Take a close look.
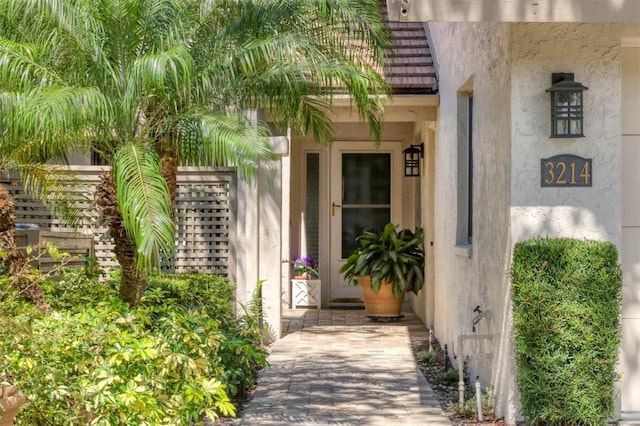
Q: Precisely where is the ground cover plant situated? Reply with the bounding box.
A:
[0,269,267,425]
[412,337,502,425]
[511,238,622,426]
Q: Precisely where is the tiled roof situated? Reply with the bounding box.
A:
[382,7,437,94]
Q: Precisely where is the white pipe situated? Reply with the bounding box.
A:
[457,334,493,410]
[428,328,434,352]
[475,376,483,421]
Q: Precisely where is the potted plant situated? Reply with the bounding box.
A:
[285,256,319,280]
[340,223,425,319]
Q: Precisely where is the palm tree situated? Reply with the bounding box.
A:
[0,0,389,306]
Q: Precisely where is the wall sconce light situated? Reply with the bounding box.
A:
[546,73,588,138]
[403,143,423,177]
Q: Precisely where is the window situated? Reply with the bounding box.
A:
[305,153,320,265]
[456,80,473,247]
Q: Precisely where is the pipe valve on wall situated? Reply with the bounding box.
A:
[472,305,488,332]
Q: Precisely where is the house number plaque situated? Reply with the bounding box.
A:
[541,154,592,187]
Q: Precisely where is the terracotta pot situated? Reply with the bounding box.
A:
[357,276,405,318]
[294,274,310,280]
[0,386,26,426]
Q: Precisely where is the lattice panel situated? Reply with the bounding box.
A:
[7,167,117,270]
[8,166,235,278]
[164,172,235,276]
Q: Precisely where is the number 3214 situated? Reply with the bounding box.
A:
[542,160,591,186]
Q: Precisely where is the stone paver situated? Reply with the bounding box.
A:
[237,309,452,426]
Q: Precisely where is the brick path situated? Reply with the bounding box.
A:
[237,309,452,425]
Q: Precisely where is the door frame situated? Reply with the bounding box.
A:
[325,141,404,304]
[620,42,640,419]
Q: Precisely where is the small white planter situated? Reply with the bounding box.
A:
[291,279,320,308]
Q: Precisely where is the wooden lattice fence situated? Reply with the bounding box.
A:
[7,166,236,280]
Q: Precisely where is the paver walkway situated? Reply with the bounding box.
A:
[237,309,452,425]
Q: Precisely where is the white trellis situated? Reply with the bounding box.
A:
[8,166,236,280]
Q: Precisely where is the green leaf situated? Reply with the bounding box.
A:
[340,223,424,295]
[112,143,175,274]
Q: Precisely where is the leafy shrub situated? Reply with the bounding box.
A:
[146,272,236,324]
[456,385,495,419]
[511,238,622,426]
[0,271,267,425]
[340,223,425,298]
[442,368,458,384]
[417,350,436,363]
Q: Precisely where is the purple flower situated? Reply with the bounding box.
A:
[286,256,318,277]
[294,256,315,269]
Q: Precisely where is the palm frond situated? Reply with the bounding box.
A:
[125,45,195,112]
[0,86,111,154]
[11,163,94,229]
[0,0,391,288]
[180,111,276,181]
[197,0,389,144]
[0,38,62,90]
[112,142,175,273]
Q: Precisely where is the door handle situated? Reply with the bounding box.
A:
[332,202,341,216]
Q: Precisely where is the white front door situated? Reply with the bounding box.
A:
[329,142,403,303]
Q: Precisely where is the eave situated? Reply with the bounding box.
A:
[386,0,640,22]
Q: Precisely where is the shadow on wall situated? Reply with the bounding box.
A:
[621,229,640,410]
[490,233,520,423]
[261,321,279,346]
[511,205,611,243]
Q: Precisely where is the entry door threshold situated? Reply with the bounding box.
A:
[621,411,640,424]
[329,298,364,309]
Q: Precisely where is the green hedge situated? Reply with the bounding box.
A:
[511,238,622,426]
[0,270,267,425]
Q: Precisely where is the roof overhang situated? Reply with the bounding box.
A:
[263,95,439,125]
[387,0,640,22]
[329,95,439,122]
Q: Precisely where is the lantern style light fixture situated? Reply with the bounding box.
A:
[403,143,423,177]
[546,73,588,138]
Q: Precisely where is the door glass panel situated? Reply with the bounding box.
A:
[341,153,391,258]
[342,154,391,204]
[341,208,390,258]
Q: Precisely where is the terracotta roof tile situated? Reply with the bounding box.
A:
[382,2,437,94]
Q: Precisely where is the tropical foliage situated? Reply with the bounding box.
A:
[340,223,425,299]
[0,0,390,305]
[0,270,267,425]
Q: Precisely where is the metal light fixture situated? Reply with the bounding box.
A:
[546,73,588,138]
[403,143,423,177]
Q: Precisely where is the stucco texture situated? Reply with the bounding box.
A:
[428,21,515,421]
[510,22,640,418]
[510,23,640,247]
[429,21,640,424]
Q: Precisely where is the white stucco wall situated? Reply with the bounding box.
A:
[510,23,640,419]
[236,137,289,343]
[510,23,640,247]
[428,20,514,419]
[429,21,639,424]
